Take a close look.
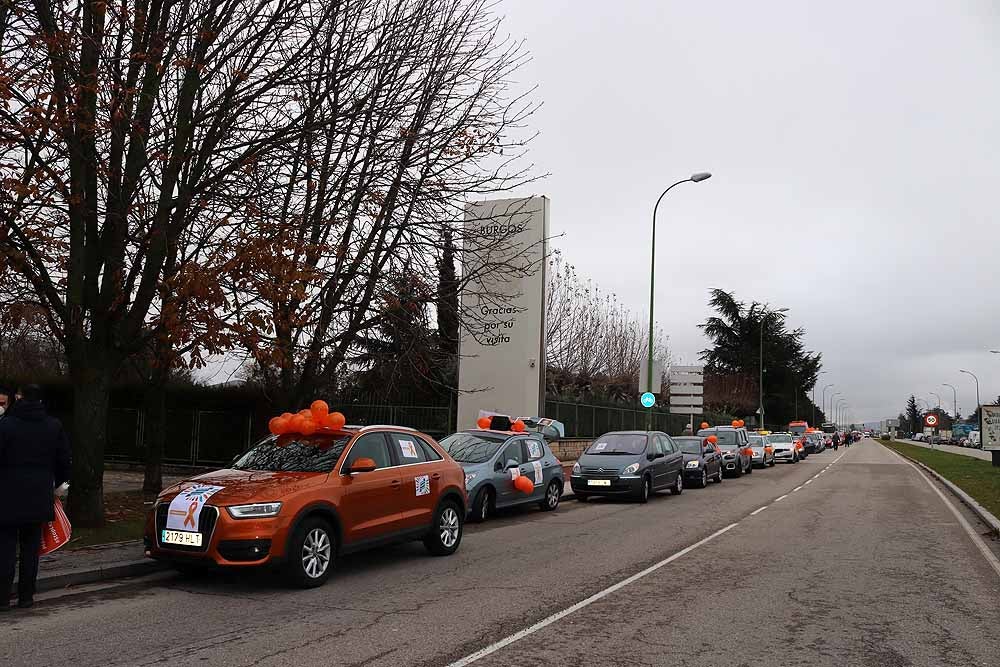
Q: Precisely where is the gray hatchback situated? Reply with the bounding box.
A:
[440,429,564,522]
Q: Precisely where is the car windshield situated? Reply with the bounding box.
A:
[586,433,647,455]
[231,434,351,472]
[749,436,764,445]
[673,438,704,454]
[769,434,793,443]
[698,429,738,445]
[439,432,507,463]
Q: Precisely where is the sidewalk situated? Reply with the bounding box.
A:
[10,540,163,599]
[898,439,992,462]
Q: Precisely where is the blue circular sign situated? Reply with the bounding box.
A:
[640,392,656,408]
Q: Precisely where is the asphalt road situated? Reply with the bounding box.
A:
[3,440,998,667]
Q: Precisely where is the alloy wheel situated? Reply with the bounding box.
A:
[439,507,460,548]
[546,482,560,508]
[301,528,331,579]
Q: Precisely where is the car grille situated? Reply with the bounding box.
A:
[774,448,788,453]
[582,466,619,475]
[155,503,219,553]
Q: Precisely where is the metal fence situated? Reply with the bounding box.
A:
[545,400,694,439]
[102,403,453,466]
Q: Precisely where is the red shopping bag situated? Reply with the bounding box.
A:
[40,498,72,555]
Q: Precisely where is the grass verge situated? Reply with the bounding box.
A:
[883,440,1000,519]
[66,491,148,550]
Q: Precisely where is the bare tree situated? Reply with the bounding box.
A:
[0,0,338,524]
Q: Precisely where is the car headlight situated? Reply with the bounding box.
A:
[621,463,640,475]
[572,461,581,474]
[685,460,700,469]
[226,502,282,519]
[465,473,478,489]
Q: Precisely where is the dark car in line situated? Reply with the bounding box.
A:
[697,426,753,477]
[570,431,684,503]
[673,436,724,487]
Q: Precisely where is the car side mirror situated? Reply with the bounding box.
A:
[349,457,377,474]
[505,459,520,469]
[647,452,656,461]
[655,452,665,459]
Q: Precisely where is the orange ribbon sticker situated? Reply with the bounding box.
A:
[183,501,199,528]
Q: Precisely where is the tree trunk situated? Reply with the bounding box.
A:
[66,359,112,527]
[142,375,167,497]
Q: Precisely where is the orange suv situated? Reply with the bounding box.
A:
[144,424,467,587]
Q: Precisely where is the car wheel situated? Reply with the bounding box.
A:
[792,453,799,464]
[539,480,562,511]
[470,486,493,523]
[734,462,743,477]
[697,469,708,488]
[284,517,335,588]
[424,500,463,556]
[768,456,775,467]
[745,460,753,475]
[670,473,684,495]
[636,476,651,503]
[714,468,724,483]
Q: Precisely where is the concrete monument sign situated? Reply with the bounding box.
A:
[457,197,548,429]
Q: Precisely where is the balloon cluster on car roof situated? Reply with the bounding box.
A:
[476,415,525,432]
[268,400,346,435]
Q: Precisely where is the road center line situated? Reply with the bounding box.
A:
[750,506,768,515]
[774,494,788,502]
[805,480,813,485]
[793,485,803,492]
[446,522,740,667]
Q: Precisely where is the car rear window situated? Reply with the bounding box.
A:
[769,434,793,443]
[673,438,703,455]
[232,434,351,472]
[586,433,648,455]
[749,436,763,445]
[698,429,738,446]
[439,432,507,463]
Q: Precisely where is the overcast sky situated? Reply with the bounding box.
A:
[495,0,1000,424]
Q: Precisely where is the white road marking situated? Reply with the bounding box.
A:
[445,522,740,667]
[750,506,768,516]
[887,449,1000,579]
[774,494,788,502]
[805,480,813,485]
[793,485,803,492]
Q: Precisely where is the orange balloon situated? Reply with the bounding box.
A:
[281,412,293,420]
[477,416,492,429]
[310,400,329,420]
[289,414,306,433]
[731,420,739,427]
[512,419,525,433]
[514,475,534,494]
[300,419,317,436]
[325,412,346,431]
[700,422,709,429]
[298,409,311,417]
[707,435,718,444]
[737,420,745,428]
[269,417,284,435]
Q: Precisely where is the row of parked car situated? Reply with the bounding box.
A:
[143,409,834,588]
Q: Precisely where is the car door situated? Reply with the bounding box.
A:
[661,435,684,485]
[338,433,403,545]
[386,431,448,531]
[521,437,551,502]
[650,435,670,489]
[494,438,526,507]
[703,441,721,477]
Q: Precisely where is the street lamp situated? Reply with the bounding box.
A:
[645,172,712,428]
[822,384,835,423]
[929,392,942,410]
[829,392,841,423]
[811,372,827,424]
[959,369,981,446]
[836,398,847,429]
[758,304,789,430]
[942,383,958,418]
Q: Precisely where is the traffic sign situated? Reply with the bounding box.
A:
[924,413,939,428]
[640,392,656,408]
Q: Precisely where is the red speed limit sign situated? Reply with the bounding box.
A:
[924,413,939,428]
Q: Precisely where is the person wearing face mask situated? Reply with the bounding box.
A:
[0,386,10,419]
[0,384,71,610]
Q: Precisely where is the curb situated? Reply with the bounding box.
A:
[11,558,168,599]
[886,445,1000,537]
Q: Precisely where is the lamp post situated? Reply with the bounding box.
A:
[820,381,833,424]
[828,392,841,424]
[811,371,826,424]
[942,383,958,419]
[959,368,982,451]
[645,172,711,429]
[836,399,847,430]
[758,304,789,430]
[929,392,941,410]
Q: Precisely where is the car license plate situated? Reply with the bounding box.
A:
[587,479,611,486]
[162,530,203,547]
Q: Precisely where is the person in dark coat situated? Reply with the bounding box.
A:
[0,384,71,610]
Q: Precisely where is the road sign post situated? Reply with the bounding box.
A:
[924,413,939,448]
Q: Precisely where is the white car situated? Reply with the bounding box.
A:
[767,432,799,463]
[748,435,775,467]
